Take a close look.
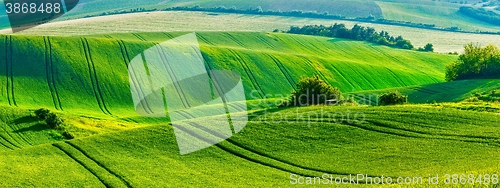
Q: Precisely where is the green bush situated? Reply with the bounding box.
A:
[34,108,51,120]
[285,76,342,107]
[45,113,64,130]
[62,131,74,140]
[379,91,408,105]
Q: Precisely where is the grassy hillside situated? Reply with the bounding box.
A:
[352,79,500,104]
[0,32,456,115]
[1,104,499,186]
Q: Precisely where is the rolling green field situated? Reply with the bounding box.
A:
[0,31,499,187]
[0,32,456,113]
[1,104,499,186]
[4,11,500,53]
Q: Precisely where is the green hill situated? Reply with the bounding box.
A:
[1,104,499,186]
[0,32,498,187]
[0,32,455,115]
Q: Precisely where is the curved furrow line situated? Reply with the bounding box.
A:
[267,54,297,91]
[195,33,215,46]
[224,32,247,49]
[321,61,357,91]
[371,45,440,83]
[5,35,11,106]
[64,142,133,188]
[46,37,63,110]
[0,138,14,150]
[0,124,18,149]
[81,38,109,115]
[344,64,377,90]
[227,49,265,99]
[131,33,146,41]
[84,38,112,115]
[103,35,113,39]
[297,56,329,83]
[9,36,16,107]
[155,43,190,108]
[162,32,174,40]
[43,37,59,110]
[117,40,153,115]
[5,36,16,106]
[253,119,500,148]
[415,87,439,94]
[328,63,363,91]
[384,67,407,87]
[255,34,277,49]
[365,120,500,147]
[286,34,329,57]
[52,144,111,187]
[283,118,500,147]
[410,87,435,95]
[0,126,22,149]
[367,118,500,141]
[179,121,390,179]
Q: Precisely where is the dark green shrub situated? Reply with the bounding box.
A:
[285,76,342,107]
[379,91,408,105]
[34,108,51,120]
[45,113,64,129]
[62,131,74,140]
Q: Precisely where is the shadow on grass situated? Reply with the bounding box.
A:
[12,116,48,133]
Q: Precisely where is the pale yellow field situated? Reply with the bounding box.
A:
[1,11,499,53]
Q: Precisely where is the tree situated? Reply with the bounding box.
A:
[424,43,434,52]
[446,43,500,81]
[285,76,342,107]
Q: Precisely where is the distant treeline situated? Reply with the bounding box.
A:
[459,6,500,26]
[446,44,500,81]
[283,24,418,50]
[85,6,500,35]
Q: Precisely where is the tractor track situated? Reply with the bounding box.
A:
[81,38,112,115]
[5,36,16,106]
[267,54,297,91]
[227,49,265,99]
[174,121,388,180]
[53,142,132,188]
[154,42,191,108]
[117,40,154,115]
[44,37,63,110]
